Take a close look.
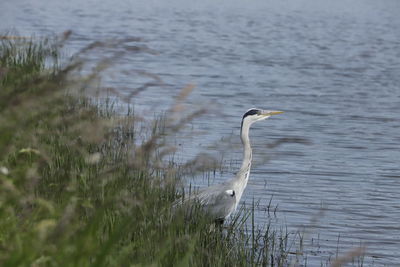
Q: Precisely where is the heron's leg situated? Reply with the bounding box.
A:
[208,219,224,233]
[215,218,224,226]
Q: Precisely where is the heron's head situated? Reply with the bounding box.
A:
[242,108,283,125]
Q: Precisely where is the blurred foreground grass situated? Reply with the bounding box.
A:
[0,35,300,266]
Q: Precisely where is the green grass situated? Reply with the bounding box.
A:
[0,35,307,267]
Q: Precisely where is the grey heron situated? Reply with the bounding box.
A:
[174,108,283,224]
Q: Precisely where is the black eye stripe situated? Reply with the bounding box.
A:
[243,109,260,119]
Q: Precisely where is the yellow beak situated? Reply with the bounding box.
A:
[262,110,284,116]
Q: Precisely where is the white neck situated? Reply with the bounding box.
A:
[230,118,253,209]
[239,119,252,173]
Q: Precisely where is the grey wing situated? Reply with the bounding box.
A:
[195,187,237,220]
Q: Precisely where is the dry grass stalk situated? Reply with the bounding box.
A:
[331,247,366,267]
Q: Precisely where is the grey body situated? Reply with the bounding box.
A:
[175,108,283,222]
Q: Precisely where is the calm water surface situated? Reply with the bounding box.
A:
[2,0,400,265]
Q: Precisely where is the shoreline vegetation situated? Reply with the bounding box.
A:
[0,34,364,266]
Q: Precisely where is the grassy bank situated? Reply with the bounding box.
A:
[0,35,302,266]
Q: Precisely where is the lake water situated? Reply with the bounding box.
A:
[2,0,400,265]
